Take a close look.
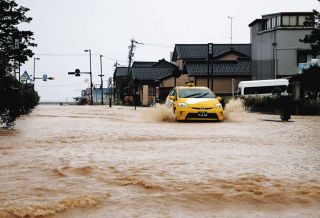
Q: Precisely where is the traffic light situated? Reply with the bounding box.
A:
[75,69,80,77]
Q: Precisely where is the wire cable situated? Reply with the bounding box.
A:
[35,53,127,62]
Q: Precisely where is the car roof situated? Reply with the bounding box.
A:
[177,86,209,89]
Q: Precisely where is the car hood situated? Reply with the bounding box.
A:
[179,98,220,107]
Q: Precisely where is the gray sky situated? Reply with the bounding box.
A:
[16,0,319,102]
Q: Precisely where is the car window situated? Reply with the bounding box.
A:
[168,88,175,97]
[172,89,176,98]
[179,88,216,98]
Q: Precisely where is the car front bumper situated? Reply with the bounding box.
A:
[175,107,224,121]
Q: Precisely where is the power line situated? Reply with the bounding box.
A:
[35,53,87,56]
[140,42,174,48]
[35,53,127,62]
[36,83,89,88]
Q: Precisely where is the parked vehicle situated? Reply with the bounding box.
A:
[165,82,223,121]
[237,79,289,96]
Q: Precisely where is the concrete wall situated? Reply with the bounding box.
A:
[252,29,275,80]
[276,29,312,76]
[251,25,313,80]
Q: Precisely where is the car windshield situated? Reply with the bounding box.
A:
[179,88,216,98]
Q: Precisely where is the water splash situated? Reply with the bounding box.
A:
[143,104,176,122]
[224,98,248,121]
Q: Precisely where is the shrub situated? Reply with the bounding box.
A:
[241,96,280,113]
[0,76,40,127]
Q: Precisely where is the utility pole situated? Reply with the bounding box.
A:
[107,77,112,107]
[84,49,93,105]
[232,78,235,97]
[127,38,143,110]
[228,16,235,48]
[208,43,213,90]
[99,55,104,105]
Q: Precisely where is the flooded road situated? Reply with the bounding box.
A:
[0,104,319,218]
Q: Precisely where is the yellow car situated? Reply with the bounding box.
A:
[165,83,223,121]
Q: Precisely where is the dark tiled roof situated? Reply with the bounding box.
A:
[132,61,157,67]
[114,67,129,77]
[172,44,251,61]
[131,67,176,81]
[186,59,252,76]
[132,59,175,68]
[152,58,176,67]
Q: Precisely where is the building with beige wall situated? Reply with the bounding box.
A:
[168,43,252,96]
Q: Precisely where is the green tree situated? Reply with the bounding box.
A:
[300,9,320,55]
[0,0,37,127]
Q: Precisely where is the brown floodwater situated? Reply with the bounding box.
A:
[0,103,319,218]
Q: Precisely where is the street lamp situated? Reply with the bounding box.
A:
[99,55,104,105]
[84,49,93,105]
[33,57,40,86]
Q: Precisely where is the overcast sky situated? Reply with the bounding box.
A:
[16,0,319,102]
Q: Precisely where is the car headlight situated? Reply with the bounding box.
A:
[215,103,223,108]
[178,103,188,108]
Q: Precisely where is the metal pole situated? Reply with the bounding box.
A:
[33,57,35,84]
[128,39,135,110]
[127,38,143,110]
[18,61,20,82]
[232,78,235,97]
[89,50,93,105]
[211,62,213,91]
[231,18,233,45]
[207,60,209,88]
[33,57,40,87]
[84,49,94,105]
[228,16,234,47]
[109,85,112,108]
[100,55,104,105]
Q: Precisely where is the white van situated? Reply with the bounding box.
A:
[237,79,289,96]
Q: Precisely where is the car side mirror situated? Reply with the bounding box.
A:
[169,96,176,101]
[216,96,222,101]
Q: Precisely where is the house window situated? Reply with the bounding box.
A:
[289,16,297,26]
[267,19,271,29]
[244,86,287,95]
[282,16,290,26]
[169,88,176,97]
[297,51,308,64]
[276,16,281,26]
[298,16,306,26]
[272,17,276,28]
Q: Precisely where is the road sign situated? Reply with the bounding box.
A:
[21,70,31,81]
